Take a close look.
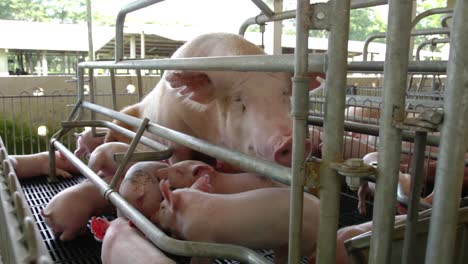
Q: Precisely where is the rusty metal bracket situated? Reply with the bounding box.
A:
[331,158,377,191]
[310,2,331,30]
[394,108,444,132]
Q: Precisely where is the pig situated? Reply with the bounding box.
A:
[344,106,380,124]
[87,142,133,178]
[118,161,168,221]
[155,160,286,194]
[154,176,320,264]
[100,217,176,264]
[41,180,115,241]
[308,214,407,264]
[104,32,311,168]
[9,151,79,178]
[74,127,108,160]
[42,142,135,241]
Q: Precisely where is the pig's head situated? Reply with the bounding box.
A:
[156,160,215,189]
[155,176,212,237]
[165,70,311,167]
[119,161,168,222]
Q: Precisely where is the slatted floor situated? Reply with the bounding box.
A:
[19,175,371,263]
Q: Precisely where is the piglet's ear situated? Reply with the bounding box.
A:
[190,175,212,193]
[192,164,215,179]
[165,71,215,104]
[160,180,172,204]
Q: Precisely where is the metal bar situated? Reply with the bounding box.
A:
[348,60,447,73]
[86,0,94,61]
[350,0,387,9]
[288,1,310,263]
[441,13,453,28]
[415,38,450,61]
[250,0,274,17]
[110,69,117,110]
[136,69,143,101]
[369,1,413,263]
[425,0,468,263]
[411,7,452,28]
[239,10,296,36]
[109,118,149,189]
[363,28,450,61]
[80,53,327,72]
[115,0,166,61]
[402,131,427,264]
[316,0,350,263]
[239,0,388,36]
[81,102,292,185]
[52,140,269,264]
[308,117,444,148]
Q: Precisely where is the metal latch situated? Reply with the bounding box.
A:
[331,158,377,191]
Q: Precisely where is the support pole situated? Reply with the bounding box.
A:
[369,1,413,263]
[425,0,468,263]
[316,0,350,263]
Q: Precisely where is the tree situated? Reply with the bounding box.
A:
[0,0,88,23]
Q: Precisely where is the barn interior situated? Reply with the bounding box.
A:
[0,0,466,264]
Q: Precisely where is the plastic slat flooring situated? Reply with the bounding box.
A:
[19,175,370,263]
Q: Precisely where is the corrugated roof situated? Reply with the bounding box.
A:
[0,19,114,52]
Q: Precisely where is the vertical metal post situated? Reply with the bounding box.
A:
[369,1,413,264]
[425,0,468,263]
[288,0,310,263]
[136,70,143,102]
[110,69,118,110]
[316,0,350,263]
[86,0,94,61]
[402,131,427,264]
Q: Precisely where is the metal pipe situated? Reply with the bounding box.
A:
[288,1,310,262]
[110,69,117,110]
[52,140,269,264]
[368,1,413,263]
[363,28,450,61]
[86,0,94,61]
[411,7,453,28]
[81,102,292,185]
[109,118,149,189]
[349,60,447,73]
[239,0,388,36]
[115,0,165,62]
[350,0,387,9]
[316,0,350,263]
[239,10,296,36]
[250,0,274,17]
[80,53,327,72]
[136,69,143,101]
[425,0,468,263]
[402,131,427,264]
[60,120,170,152]
[441,14,453,28]
[415,38,450,61]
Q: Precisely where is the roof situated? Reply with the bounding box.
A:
[0,19,114,53]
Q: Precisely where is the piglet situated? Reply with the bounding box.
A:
[118,161,168,221]
[155,176,320,264]
[74,127,107,160]
[41,180,115,241]
[9,151,79,178]
[42,142,134,241]
[156,160,286,194]
[100,217,176,264]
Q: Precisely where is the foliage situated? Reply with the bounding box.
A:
[0,118,48,155]
[0,0,86,23]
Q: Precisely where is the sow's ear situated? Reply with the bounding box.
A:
[165,71,215,104]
